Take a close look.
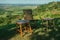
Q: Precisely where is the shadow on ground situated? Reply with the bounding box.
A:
[30,27,60,40]
[30,18,60,40]
[0,23,18,40]
[0,18,60,40]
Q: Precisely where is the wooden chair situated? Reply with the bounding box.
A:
[16,20,32,37]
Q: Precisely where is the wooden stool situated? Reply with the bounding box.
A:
[16,20,32,37]
[42,18,54,32]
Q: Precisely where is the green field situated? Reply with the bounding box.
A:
[0,2,60,40]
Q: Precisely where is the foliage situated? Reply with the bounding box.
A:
[0,17,5,24]
[33,2,60,19]
[0,2,60,40]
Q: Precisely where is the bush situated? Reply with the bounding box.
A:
[0,17,5,24]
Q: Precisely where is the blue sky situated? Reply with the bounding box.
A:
[0,0,60,4]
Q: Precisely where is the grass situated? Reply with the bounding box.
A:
[0,18,60,40]
[0,23,17,40]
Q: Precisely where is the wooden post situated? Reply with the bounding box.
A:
[20,24,23,37]
[46,21,49,32]
[24,27,27,32]
[53,20,56,30]
[28,22,32,34]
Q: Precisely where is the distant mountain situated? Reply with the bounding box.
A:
[0,4,39,6]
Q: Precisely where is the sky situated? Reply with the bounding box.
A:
[0,0,60,4]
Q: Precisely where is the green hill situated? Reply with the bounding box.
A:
[33,2,60,19]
